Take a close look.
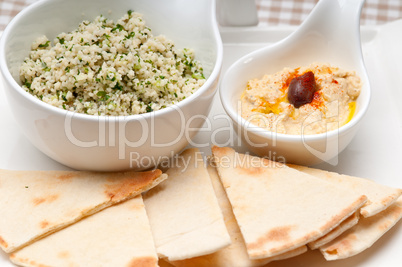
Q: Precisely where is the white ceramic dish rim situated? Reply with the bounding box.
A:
[220,31,371,143]
[0,0,223,122]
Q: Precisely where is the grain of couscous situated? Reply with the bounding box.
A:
[20,10,206,116]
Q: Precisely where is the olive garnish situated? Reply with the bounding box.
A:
[288,71,317,108]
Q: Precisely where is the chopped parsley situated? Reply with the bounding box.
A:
[38,41,50,48]
[41,61,51,72]
[111,24,125,32]
[192,73,205,80]
[97,91,110,101]
[146,105,153,112]
[113,83,123,90]
[125,32,135,39]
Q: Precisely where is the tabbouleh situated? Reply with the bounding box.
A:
[19,10,206,116]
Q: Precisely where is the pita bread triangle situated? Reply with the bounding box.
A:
[289,164,402,218]
[143,148,231,261]
[320,196,402,260]
[0,168,167,253]
[211,146,367,260]
[168,161,307,267]
[308,211,360,250]
[10,195,159,267]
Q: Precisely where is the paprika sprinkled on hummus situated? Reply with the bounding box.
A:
[240,63,361,135]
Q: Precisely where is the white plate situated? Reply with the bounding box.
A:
[1,20,402,266]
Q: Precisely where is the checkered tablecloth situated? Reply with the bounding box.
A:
[256,0,402,26]
[0,0,402,30]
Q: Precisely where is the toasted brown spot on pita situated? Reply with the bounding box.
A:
[235,154,278,175]
[319,195,367,233]
[130,202,145,211]
[249,230,317,257]
[57,250,70,259]
[211,146,231,158]
[237,165,264,175]
[32,194,59,206]
[208,154,219,167]
[127,256,157,267]
[378,220,393,232]
[233,152,260,173]
[8,255,51,267]
[392,204,402,218]
[56,173,76,180]
[0,236,8,248]
[381,194,397,206]
[247,225,294,250]
[32,197,46,206]
[104,170,162,202]
[325,248,339,255]
[325,233,357,252]
[39,220,50,229]
[374,203,402,231]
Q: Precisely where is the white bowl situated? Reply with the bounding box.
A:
[0,0,222,171]
[219,0,371,166]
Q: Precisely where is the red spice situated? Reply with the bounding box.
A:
[282,68,300,92]
[309,91,324,109]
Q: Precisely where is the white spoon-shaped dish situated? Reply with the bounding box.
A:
[220,0,371,165]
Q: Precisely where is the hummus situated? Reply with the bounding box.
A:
[240,63,361,135]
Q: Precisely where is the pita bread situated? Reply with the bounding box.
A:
[143,148,230,261]
[10,195,159,267]
[211,146,367,260]
[308,211,360,250]
[169,162,307,267]
[0,169,167,253]
[159,259,176,267]
[320,196,402,260]
[289,164,402,217]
